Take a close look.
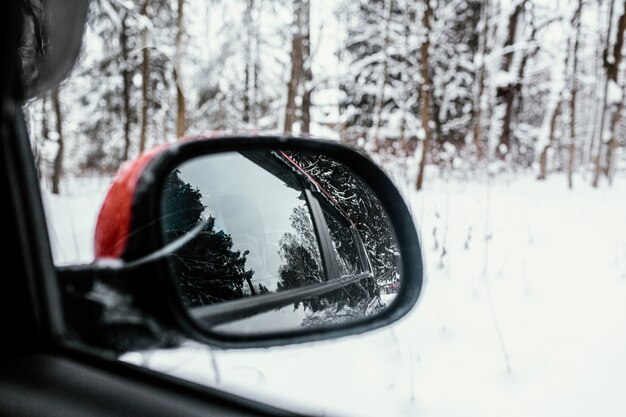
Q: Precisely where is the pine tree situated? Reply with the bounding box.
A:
[162,169,254,307]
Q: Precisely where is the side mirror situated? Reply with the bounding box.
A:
[88,136,423,348]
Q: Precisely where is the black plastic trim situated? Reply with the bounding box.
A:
[0,350,305,417]
[0,105,65,352]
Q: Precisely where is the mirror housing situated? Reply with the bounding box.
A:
[85,136,423,349]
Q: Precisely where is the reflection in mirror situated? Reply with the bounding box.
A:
[160,150,400,335]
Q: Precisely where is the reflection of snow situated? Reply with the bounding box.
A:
[380,292,396,306]
[210,285,387,335]
[214,304,308,334]
[607,79,623,104]
[299,295,385,328]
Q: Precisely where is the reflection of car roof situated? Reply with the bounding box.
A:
[238,149,353,226]
[276,151,354,226]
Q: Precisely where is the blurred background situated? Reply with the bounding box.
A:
[24,0,626,416]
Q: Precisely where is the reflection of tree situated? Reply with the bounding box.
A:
[286,153,400,287]
[300,296,384,328]
[322,210,360,276]
[162,170,254,307]
[276,205,323,307]
[276,203,382,318]
[162,169,205,232]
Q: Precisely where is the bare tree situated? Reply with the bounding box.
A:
[242,0,259,126]
[175,0,186,138]
[416,0,433,191]
[51,88,64,195]
[301,0,312,134]
[398,0,413,147]
[586,2,609,167]
[120,12,132,160]
[605,86,625,184]
[284,0,305,133]
[534,11,566,181]
[538,99,562,180]
[37,95,49,179]
[496,0,525,160]
[138,0,150,154]
[471,0,490,160]
[372,0,394,144]
[567,0,582,189]
[593,0,626,186]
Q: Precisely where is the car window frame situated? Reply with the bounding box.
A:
[311,191,371,277]
[2,107,301,416]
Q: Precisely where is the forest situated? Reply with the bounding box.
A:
[22,1,626,414]
[24,0,626,193]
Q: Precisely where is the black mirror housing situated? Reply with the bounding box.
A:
[79,136,424,349]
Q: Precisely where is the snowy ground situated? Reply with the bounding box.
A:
[45,171,626,417]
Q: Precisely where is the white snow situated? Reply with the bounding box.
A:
[42,176,111,265]
[493,70,517,88]
[607,79,623,104]
[46,171,626,417]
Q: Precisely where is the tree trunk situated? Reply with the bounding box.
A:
[496,1,525,159]
[242,0,252,125]
[567,0,582,189]
[586,8,607,167]
[37,95,48,179]
[301,0,312,134]
[175,0,186,138]
[498,88,516,159]
[432,95,444,148]
[120,13,132,160]
[605,40,626,184]
[284,0,304,133]
[372,0,393,144]
[593,0,626,187]
[605,99,623,183]
[139,0,150,154]
[605,0,626,82]
[51,88,64,195]
[592,78,610,187]
[538,99,562,180]
[398,1,412,147]
[415,0,433,191]
[605,0,626,182]
[243,63,250,124]
[471,0,490,160]
[591,0,615,185]
[245,277,257,296]
[592,73,610,187]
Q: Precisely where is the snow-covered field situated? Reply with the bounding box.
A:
[45,172,626,417]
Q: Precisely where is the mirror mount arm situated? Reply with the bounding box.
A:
[57,261,184,352]
[58,216,216,310]
[55,218,216,349]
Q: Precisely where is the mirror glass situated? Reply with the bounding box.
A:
[159,150,401,335]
